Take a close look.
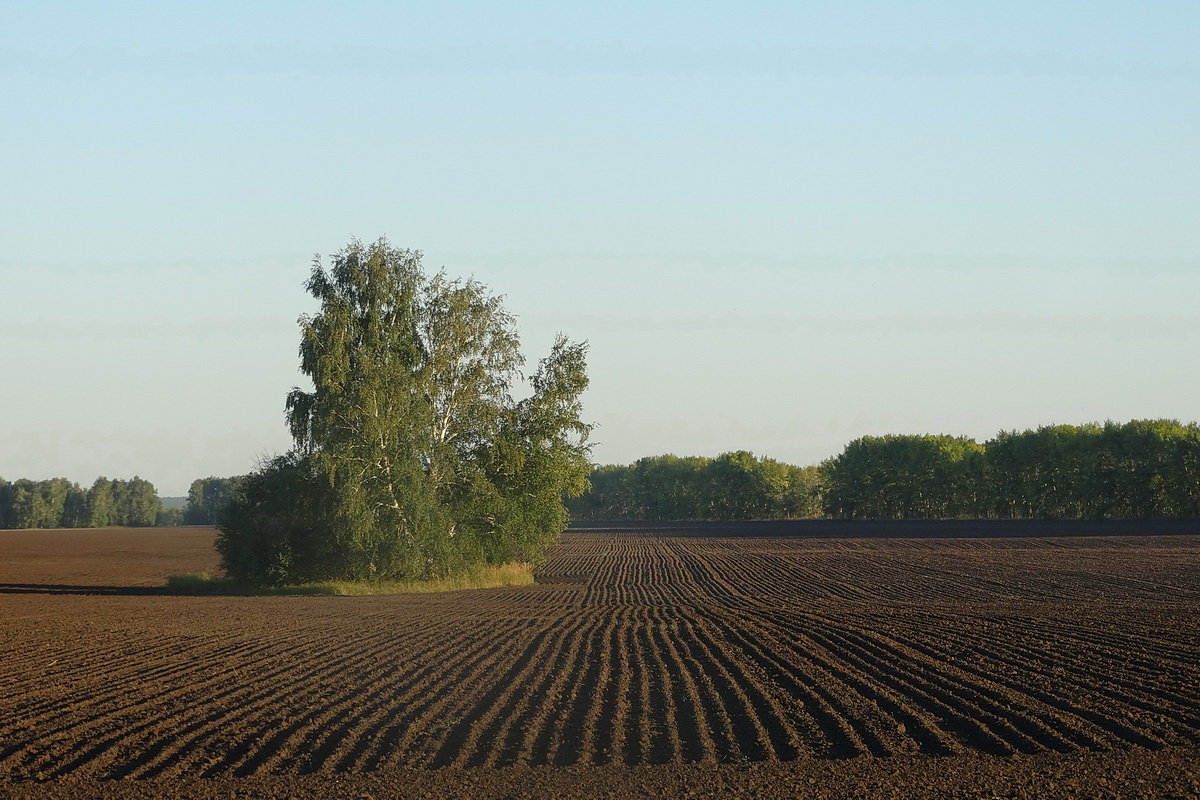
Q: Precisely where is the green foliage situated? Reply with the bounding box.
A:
[981,420,1200,519]
[183,476,244,525]
[217,454,340,584]
[113,476,161,527]
[62,484,89,527]
[782,464,825,518]
[0,475,164,529]
[822,420,1200,520]
[156,507,185,526]
[822,434,985,520]
[219,239,592,584]
[85,477,115,527]
[569,452,824,521]
[10,479,44,528]
[0,477,85,528]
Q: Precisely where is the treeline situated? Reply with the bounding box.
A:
[824,420,1200,520]
[0,473,260,530]
[0,476,165,529]
[184,476,243,525]
[10,420,1197,529]
[568,451,823,520]
[571,420,1200,522]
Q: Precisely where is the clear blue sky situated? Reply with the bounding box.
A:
[3,2,1198,495]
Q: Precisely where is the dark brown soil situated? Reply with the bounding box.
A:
[2,522,1198,799]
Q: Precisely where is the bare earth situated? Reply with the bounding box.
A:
[1,521,1198,799]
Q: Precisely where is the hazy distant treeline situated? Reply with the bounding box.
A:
[0,476,165,529]
[824,419,1200,520]
[568,451,823,520]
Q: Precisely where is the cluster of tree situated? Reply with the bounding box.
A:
[0,476,164,529]
[217,240,592,586]
[568,451,823,520]
[821,434,984,519]
[183,476,244,525]
[822,419,1200,519]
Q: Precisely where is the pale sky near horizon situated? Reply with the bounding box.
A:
[3,2,1199,495]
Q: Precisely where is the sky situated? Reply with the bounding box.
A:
[3,2,1199,495]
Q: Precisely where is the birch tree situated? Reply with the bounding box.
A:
[221,238,591,583]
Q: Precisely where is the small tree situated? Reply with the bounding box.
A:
[219,239,592,584]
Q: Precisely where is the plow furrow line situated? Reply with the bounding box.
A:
[0,627,375,774]
[663,609,781,763]
[587,609,627,764]
[422,621,560,768]
[998,615,1200,672]
[500,616,597,767]
[0,631,349,748]
[119,619,461,778]
[347,621,535,772]
[795,622,1022,755]
[628,614,675,764]
[549,612,618,766]
[927,614,1200,720]
[619,610,657,765]
[282,620,525,775]
[811,618,1073,754]
[103,624,440,779]
[849,619,1122,751]
[648,611,718,763]
[637,609,690,764]
[0,636,202,695]
[22,626,396,780]
[715,611,889,758]
[882,617,1185,748]
[747,615,960,756]
[0,633,258,726]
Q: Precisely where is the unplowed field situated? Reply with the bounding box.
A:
[2,522,1198,799]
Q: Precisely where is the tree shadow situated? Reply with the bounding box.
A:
[0,583,171,596]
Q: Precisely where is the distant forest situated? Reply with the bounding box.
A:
[5,419,1198,529]
[574,419,1200,521]
[822,419,1200,520]
[567,451,823,520]
[0,475,245,530]
[181,476,243,525]
[0,477,166,529]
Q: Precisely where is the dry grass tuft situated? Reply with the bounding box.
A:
[165,562,534,596]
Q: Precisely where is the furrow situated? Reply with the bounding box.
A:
[108,624,414,779]
[422,622,558,768]
[239,620,517,775]
[352,619,540,772]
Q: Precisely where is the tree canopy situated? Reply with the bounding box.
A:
[218,239,592,584]
[569,452,824,521]
[183,476,244,525]
[572,419,1200,523]
[821,420,1200,520]
[0,476,163,529]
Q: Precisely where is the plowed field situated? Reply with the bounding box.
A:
[2,522,1198,799]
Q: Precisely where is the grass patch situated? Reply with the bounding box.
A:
[164,562,535,596]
